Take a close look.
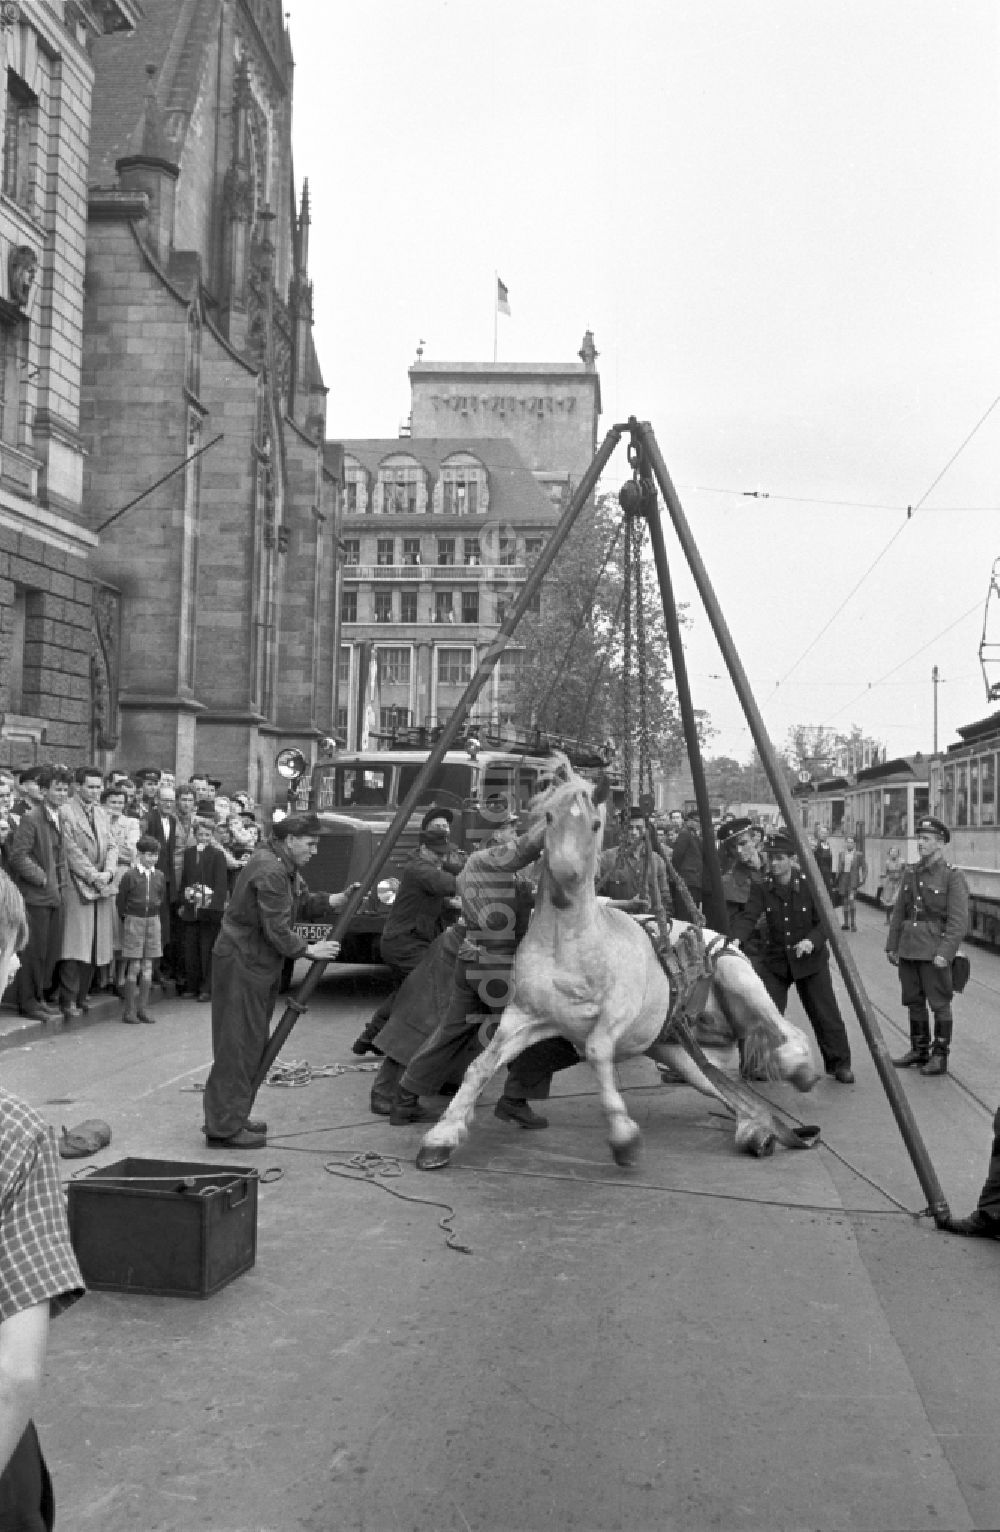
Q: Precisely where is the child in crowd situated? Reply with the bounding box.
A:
[116,833,165,1024]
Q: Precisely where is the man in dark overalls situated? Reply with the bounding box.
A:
[886,815,969,1076]
[202,813,350,1148]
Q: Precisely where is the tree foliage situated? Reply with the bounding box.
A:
[505,493,707,775]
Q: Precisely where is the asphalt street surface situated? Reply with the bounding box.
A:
[2,902,1000,1532]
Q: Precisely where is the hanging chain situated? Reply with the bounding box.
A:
[621,514,633,823]
[632,513,655,807]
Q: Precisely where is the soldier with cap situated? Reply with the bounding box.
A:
[887,814,969,1075]
[201,812,354,1148]
[351,807,465,1056]
[731,829,855,1083]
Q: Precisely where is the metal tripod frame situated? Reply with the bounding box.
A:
[251,415,950,1227]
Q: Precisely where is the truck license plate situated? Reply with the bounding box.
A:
[293,924,334,941]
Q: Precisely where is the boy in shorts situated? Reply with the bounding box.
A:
[116,834,166,1023]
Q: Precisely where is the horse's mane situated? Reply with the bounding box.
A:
[709,962,787,1080]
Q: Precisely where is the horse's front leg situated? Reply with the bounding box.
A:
[586,1026,642,1167]
[416,1008,555,1171]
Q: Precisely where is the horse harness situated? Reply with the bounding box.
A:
[638,919,741,1048]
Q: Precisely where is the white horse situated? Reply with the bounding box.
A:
[416,770,820,1172]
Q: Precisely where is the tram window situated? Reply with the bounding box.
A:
[982,754,996,826]
[970,757,981,826]
[914,786,929,825]
[830,799,845,833]
[883,788,906,838]
[956,763,969,828]
[518,768,539,809]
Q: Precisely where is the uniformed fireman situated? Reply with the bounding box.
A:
[731,829,855,1083]
[886,815,969,1075]
[716,815,764,944]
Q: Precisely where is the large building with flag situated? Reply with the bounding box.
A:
[331,334,602,745]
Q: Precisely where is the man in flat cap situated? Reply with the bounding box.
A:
[887,815,969,1075]
[731,829,855,1083]
[201,812,354,1148]
[595,808,671,915]
[351,806,465,1056]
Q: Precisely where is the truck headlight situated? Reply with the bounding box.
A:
[376,877,400,907]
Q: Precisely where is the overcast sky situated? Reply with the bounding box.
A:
[286,0,1000,766]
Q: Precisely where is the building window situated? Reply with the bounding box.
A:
[498,648,524,693]
[381,705,411,732]
[498,536,516,566]
[335,705,348,734]
[344,466,368,515]
[381,467,419,515]
[341,590,358,623]
[525,537,543,558]
[442,469,481,516]
[374,590,393,623]
[378,648,411,685]
[461,590,479,624]
[376,537,395,566]
[400,590,418,623]
[402,538,421,566]
[338,646,351,685]
[3,73,36,215]
[436,538,455,566]
[342,538,360,566]
[0,318,23,446]
[434,591,455,624]
[463,538,480,566]
[437,647,473,686]
[495,595,509,624]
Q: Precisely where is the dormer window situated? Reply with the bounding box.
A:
[377,454,426,515]
[438,452,488,517]
[344,458,369,515]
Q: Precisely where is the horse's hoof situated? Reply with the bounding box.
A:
[750,1130,776,1157]
[416,1143,452,1171]
[610,1136,641,1167]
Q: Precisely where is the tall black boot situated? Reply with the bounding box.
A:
[921,1014,952,1075]
[893,1009,930,1068]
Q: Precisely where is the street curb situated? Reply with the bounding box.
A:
[0,985,174,1052]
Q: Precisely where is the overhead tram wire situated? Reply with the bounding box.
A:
[822,598,984,726]
[759,386,1000,709]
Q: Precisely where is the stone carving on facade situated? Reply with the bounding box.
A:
[91,586,121,752]
[7,244,36,309]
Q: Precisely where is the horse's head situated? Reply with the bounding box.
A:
[530,766,606,910]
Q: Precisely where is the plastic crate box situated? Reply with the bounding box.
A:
[67,1157,258,1298]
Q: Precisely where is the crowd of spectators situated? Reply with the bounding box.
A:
[0,763,264,1024]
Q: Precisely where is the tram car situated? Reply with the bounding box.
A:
[928,709,1000,945]
[791,755,929,908]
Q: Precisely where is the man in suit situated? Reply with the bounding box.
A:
[144,782,182,983]
[58,766,116,1020]
[669,808,704,913]
[6,767,73,1021]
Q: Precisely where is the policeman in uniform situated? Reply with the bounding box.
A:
[887,814,969,1075]
[731,829,855,1083]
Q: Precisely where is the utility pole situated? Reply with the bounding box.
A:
[932,665,939,754]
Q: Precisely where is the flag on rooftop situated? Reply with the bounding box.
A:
[497,277,510,316]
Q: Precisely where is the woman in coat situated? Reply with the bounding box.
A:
[880,846,904,925]
[58,767,116,1018]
